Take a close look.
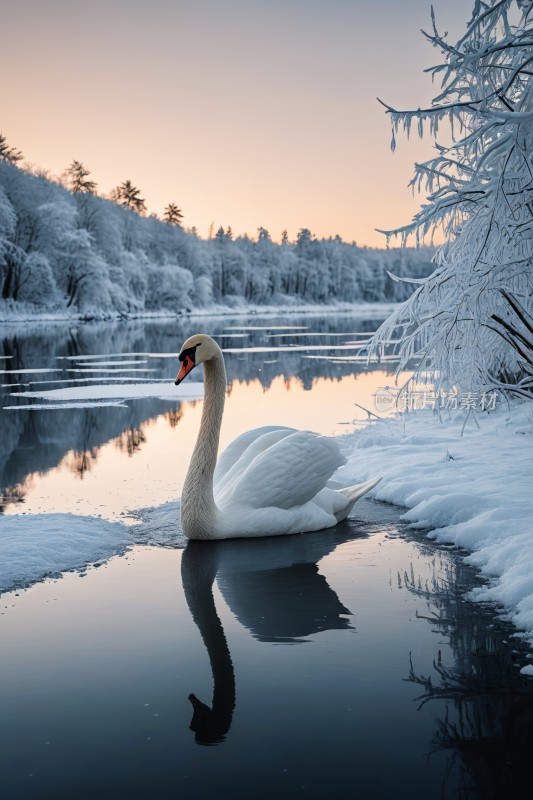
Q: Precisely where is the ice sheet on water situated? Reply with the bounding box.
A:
[0,502,186,594]
[0,513,130,593]
[302,354,397,362]
[58,352,180,360]
[265,332,375,338]
[67,367,156,373]
[223,326,308,331]
[142,353,179,358]
[4,401,128,410]
[222,344,370,354]
[2,377,169,388]
[59,352,157,360]
[0,368,63,375]
[129,500,187,548]
[10,381,204,403]
[71,360,149,367]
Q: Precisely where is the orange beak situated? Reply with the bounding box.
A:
[175,355,195,385]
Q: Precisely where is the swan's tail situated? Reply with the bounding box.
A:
[335,476,382,523]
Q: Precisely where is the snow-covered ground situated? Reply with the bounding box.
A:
[338,400,533,659]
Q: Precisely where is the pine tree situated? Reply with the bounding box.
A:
[66,160,97,194]
[163,202,183,225]
[257,227,271,242]
[373,0,533,394]
[0,133,23,165]
[111,180,146,214]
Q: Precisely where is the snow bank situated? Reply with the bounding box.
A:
[0,513,129,593]
[339,401,533,642]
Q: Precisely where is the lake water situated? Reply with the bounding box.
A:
[1,311,533,799]
[0,313,391,519]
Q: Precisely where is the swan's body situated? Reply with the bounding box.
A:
[175,334,380,540]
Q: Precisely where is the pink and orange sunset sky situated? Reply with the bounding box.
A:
[2,0,469,246]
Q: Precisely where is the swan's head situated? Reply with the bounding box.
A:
[175,334,221,385]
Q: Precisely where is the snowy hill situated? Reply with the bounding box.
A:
[0,161,434,318]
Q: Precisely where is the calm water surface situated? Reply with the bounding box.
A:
[1,312,533,799]
[1,313,389,518]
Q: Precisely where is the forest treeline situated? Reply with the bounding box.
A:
[0,158,435,316]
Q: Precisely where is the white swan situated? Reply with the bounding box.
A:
[175,334,380,540]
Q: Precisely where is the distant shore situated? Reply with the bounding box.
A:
[0,300,399,327]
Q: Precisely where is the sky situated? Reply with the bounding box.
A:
[2,0,470,246]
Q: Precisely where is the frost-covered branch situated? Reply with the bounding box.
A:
[371,0,533,393]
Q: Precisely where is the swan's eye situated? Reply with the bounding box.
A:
[179,345,197,365]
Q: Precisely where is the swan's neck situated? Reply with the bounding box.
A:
[181,543,235,743]
[181,353,226,539]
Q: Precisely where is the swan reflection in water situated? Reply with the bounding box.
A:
[181,522,367,745]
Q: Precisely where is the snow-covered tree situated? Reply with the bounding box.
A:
[0,156,436,314]
[372,0,533,393]
[16,252,58,305]
[489,288,533,397]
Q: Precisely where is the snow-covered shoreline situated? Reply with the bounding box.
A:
[339,400,533,653]
[0,300,399,327]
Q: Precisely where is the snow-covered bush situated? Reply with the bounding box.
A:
[146,263,194,311]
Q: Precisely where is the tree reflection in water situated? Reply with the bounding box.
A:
[401,548,533,799]
[114,425,147,456]
[68,447,98,479]
[0,483,26,512]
